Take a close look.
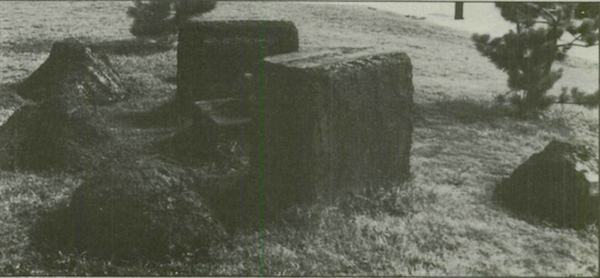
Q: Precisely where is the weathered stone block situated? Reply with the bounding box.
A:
[1,40,117,171]
[261,48,413,205]
[177,20,299,102]
[494,140,599,229]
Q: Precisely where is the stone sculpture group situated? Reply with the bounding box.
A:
[2,17,596,263]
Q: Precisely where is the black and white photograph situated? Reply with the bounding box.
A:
[0,0,598,276]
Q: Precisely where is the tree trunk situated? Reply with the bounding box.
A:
[455,2,464,20]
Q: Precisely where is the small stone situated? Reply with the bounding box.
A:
[494,140,598,229]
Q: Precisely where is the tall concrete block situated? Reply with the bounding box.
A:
[262,49,413,205]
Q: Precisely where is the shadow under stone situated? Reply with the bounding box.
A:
[414,97,517,126]
[115,100,190,128]
[29,204,76,261]
[2,38,174,57]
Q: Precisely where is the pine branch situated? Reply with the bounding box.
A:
[554,102,596,106]
[539,7,557,25]
[557,43,592,48]
[515,9,529,22]
[557,34,583,47]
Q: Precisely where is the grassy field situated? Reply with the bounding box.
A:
[0,2,598,276]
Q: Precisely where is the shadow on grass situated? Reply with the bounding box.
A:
[28,202,178,275]
[87,39,174,57]
[1,39,54,54]
[2,38,174,57]
[28,203,83,274]
[414,97,518,126]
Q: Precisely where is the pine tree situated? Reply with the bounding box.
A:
[472,3,599,113]
[173,0,216,26]
[127,0,216,42]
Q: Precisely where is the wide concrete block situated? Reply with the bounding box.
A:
[177,20,299,102]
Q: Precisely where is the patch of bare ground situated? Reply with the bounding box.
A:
[0,1,597,276]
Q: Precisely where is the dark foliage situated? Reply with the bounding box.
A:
[127,0,216,39]
[473,3,599,112]
[174,0,217,24]
[472,29,563,111]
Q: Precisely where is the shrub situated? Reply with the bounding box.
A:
[472,3,599,113]
[126,0,216,41]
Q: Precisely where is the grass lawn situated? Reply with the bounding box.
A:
[0,2,598,276]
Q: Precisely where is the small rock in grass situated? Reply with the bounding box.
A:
[494,140,598,229]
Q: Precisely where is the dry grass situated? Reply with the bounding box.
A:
[0,1,598,276]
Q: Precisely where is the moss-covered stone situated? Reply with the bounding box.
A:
[494,140,598,229]
[17,38,127,106]
[260,48,414,207]
[67,158,226,262]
